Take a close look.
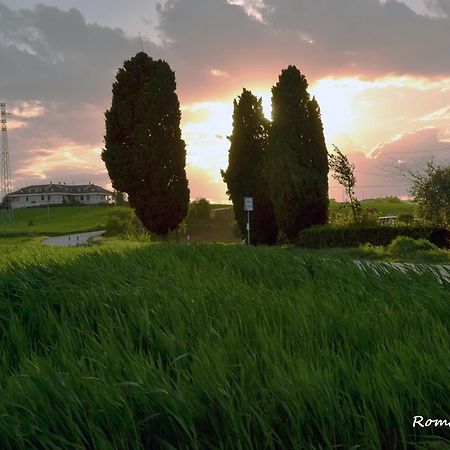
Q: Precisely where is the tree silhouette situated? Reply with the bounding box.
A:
[222,89,278,245]
[102,52,189,237]
[267,66,328,241]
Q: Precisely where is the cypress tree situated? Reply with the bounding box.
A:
[307,97,329,225]
[102,52,189,237]
[221,89,278,245]
[267,66,328,241]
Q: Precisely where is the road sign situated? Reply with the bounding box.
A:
[244,197,253,211]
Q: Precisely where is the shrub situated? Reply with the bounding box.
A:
[297,224,450,249]
[398,214,414,225]
[105,209,136,237]
[385,196,402,203]
[388,236,438,256]
[186,199,212,229]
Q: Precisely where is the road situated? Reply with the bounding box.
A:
[42,230,105,247]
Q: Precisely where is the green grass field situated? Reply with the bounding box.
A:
[0,205,124,235]
[329,199,417,216]
[0,199,417,238]
[0,242,448,449]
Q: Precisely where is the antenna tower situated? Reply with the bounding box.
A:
[1,102,13,224]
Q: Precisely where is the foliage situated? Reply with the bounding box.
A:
[102,52,189,237]
[328,145,361,222]
[105,209,137,237]
[384,195,402,203]
[297,224,450,249]
[112,190,127,206]
[0,243,448,449]
[388,236,438,256]
[267,66,328,241]
[221,89,278,245]
[188,198,212,222]
[409,161,450,227]
[398,214,414,225]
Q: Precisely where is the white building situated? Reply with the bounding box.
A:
[6,182,114,208]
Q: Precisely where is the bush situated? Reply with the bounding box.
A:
[297,224,450,249]
[105,209,136,237]
[398,214,414,225]
[186,199,212,230]
[388,236,438,256]
[385,196,402,203]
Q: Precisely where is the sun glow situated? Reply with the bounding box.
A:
[310,78,371,144]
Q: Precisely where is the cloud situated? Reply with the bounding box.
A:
[186,164,228,202]
[210,68,230,79]
[156,0,450,103]
[0,3,164,192]
[424,0,450,16]
[419,106,450,121]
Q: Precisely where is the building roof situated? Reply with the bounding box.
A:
[8,183,114,196]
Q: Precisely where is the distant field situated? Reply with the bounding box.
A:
[0,199,417,239]
[0,242,448,448]
[0,205,123,235]
[330,198,417,216]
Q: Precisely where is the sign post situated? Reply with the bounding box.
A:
[244,197,253,245]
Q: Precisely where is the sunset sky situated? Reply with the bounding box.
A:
[1,0,450,202]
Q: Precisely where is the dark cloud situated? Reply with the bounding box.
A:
[424,0,450,16]
[0,3,163,190]
[0,3,162,105]
[157,0,450,99]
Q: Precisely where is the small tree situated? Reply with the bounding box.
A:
[113,190,127,206]
[105,209,136,237]
[186,198,212,229]
[409,161,450,227]
[328,145,361,223]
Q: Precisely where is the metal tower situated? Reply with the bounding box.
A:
[1,102,13,224]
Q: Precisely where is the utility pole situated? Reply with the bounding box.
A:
[1,103,13,225]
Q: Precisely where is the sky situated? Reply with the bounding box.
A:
[1,0,450,202]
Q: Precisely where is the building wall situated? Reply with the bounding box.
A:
[9,193,113,208]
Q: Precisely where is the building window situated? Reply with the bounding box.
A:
[48,195,51,201]
[87,195,90,201]
[41,195,44,201]
[26,197,28,201]
[80,195,84,200]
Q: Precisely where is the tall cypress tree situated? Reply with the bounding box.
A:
[307,97,329,225]
[267,66,328,241]
[221,89,278,245]
[102,52,189,237]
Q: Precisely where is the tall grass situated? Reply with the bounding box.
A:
[0,243,448,449]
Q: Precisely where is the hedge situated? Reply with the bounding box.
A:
[297,225,450,249]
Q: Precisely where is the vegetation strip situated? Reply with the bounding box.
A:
[0,243,448,449]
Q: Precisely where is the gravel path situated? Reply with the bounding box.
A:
[42,230,105,247]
